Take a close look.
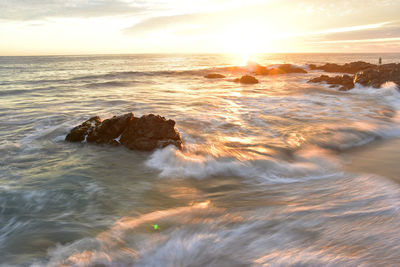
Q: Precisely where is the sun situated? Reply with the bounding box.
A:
[219,19,272,65]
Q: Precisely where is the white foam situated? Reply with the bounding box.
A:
[352,82,400,108]
[40,175,400,266]
[146,145,339,183]
[114,134,122,143]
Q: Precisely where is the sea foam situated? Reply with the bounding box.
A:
[146,145,339,183]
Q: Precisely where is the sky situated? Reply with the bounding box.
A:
[0,0,399,55]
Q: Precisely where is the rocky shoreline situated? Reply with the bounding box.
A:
[203,61,400,91]
[308,61,400,91]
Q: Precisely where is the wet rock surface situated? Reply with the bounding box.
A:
[268,64,307,75]
[86,113,134,145]
[204,73,226,79]
[308,63,400,90]
[308,61,376,74]
[308,74,355,91]
[65,116,101,142]
[247,62,307,75]
[354,63,400,88]
[66,113,183,151]
[120,114,183,151]
[234,75,259,84]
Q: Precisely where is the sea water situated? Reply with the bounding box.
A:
[1,54,400,266]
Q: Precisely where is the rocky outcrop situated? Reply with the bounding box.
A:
[66,113,183,151]
[120,114,183,151]
[246,62,307,75]
[65,116,101,142]
[308,74,354,91]
[204,73,226,79]
[234,75,259,84]
[268,64,307,75]
[308,63,400,90]
[309,61,375,74]
[354,63,400,88]
[86,113,134,145]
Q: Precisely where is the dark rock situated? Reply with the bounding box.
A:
[268,64,307,74]
[222,62,307,76]
[120,114,183,151]
[234,75,259,84]
[204,73,226,79]
[66,113,183,151]
[265,68,286,75]
[308,64,317,70]
[354,63,400,88]
[86,113,134,144]
[309,61,376,74]
[65,116,101,142]
[308,74,354,91]
[248,62,307,75]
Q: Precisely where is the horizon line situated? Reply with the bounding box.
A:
[1,51,399,57]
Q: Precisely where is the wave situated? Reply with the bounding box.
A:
[70,63,310,82]
[146,145,339,183]
[73,69,212,82]
[85,81,139,88]
[36,173,400,266]
[309,81,400,149]
[352,81,400,107]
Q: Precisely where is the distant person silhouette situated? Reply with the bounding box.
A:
[379,57,382,65]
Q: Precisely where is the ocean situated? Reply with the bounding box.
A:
[1,53,400,266]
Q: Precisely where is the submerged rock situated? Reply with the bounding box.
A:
[308,74,354,91]
[354,63,400,88]
[66,113,183,151]
[204,73,226,79]
[309,61,375,74]
[234,75,259,84]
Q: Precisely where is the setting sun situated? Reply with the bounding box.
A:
[219,20,274,64]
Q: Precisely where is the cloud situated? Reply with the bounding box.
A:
[0,0,271,21]
[122,12,230,36]
[309,21,400,43]
[312,37,400,44]
[0,0,151,20]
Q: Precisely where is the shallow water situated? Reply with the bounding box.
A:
[1,53,400,266]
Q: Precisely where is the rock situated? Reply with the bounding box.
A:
[354,63,400,88]
[66,113,183,151]
[308,64,317,70]
[120,114,183,151]
[308,74,354,91]
[86,113,134,144]
[204,73,226,79]
[309,61,376,74]
[268,64,307,74]
[222,62,307,76]
[234,75,259,84]
[266,68,286,75]
[248,62,307,75]
[65,116,101,142]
